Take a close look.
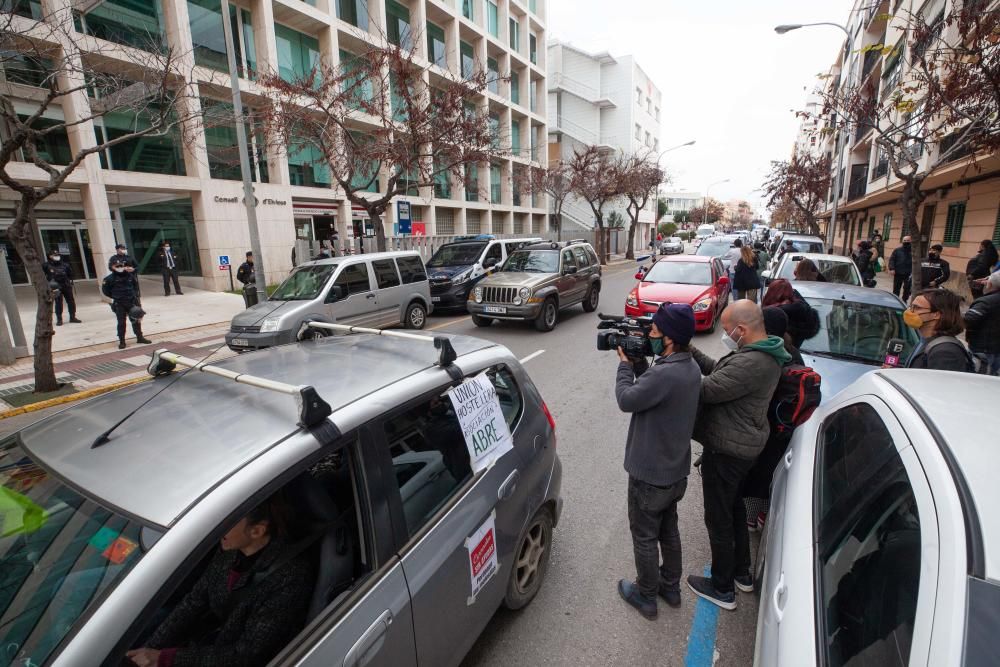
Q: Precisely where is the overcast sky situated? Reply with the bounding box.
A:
[548,0,851,215]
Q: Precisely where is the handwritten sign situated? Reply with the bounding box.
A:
[465,511,499,604]
[447,373,513,474]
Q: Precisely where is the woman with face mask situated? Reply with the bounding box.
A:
[903,289,975,372]
[967,240,999,299]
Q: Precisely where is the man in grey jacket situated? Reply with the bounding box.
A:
[686,300,790,610]
[614,303,702,620]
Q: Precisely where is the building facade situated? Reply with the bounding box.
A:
[1,0,549,291]
[802,0,999,297]
[545,40,662,246]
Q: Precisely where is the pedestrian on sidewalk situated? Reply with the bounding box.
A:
[966,240,999,300]
[888,235,913,302]
[103,258,152,349]
[852,241,875,286]
[904,289,974,372]
[237,251,258,308]
[686,300,789,611]
[613,303,701,620]
[733,245,759,302]
[920,244,950,289]
[43,248,81,326]
[965,272,1000,375]
[157,241,184,296]
[870,229,884,259]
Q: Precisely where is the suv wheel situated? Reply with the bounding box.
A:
[583,285,600,312]
[503,509,553,610]
[534,298,558,332]
[472,314,493,328]
[404,302,427,329]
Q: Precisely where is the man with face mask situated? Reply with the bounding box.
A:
[42,249,81,326]
[888,235,913,302]
[920,243,950,289]
[104,258,152,349]
[685,300,790,610]
[965,272,1000,375]
[614,303,701,619]
[108,243,136,271]
[157,240,184,296]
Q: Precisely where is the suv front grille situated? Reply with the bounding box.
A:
[231,325,261,334]
[482,286,517,304]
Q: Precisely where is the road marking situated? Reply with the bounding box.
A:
[428,316,470,331]
[684,566,720,667]
[519,350,545,364]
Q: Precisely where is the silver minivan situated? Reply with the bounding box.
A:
[226,251,433,351]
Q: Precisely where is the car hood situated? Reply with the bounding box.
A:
[426,264,473,280]
[637,282,712,304]
[801,352,878,402]
[479,272,555,288]
[231,300,300,326]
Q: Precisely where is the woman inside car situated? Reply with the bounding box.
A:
[904,289,975,372]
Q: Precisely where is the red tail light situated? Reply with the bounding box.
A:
[541,400,556,439]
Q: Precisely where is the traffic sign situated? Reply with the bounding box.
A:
[218,255,230,266]
[397,200,412,235]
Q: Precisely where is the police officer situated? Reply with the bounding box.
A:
[108,243,136,270]
[42,249,81,326]
[104,257,152,349]
[236,251,258,307]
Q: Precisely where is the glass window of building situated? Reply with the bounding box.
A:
[528,0,537,13]
[490,163,501,203]
[288,138,331,188]
[201,98,268,182]
[385,0,412,50]
[529,33,537,64]
[427,21,447,68]
[187,1,256,79]
[1,53,52,87]
[486,0,499,37]
[509,17,520,51]
[488,113,500,149]
[529,79,537,112]
[487,57,499,94]
[336,0,369,30]
[99,109,186,176]
[76,0,166,51]
[462,0,473,20]
[511,119,521,154]
[6,0,43,19]
[118,199,201,276]
[348,131,379,193]
[274,24,320,85]
[340,49,374,110]
[510,71,520,104]
[16,114,71,165]
[465,163,479,201]
[434,158,451,199]
[460,41,474,79]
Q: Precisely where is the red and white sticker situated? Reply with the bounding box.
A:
[466,511,499,605]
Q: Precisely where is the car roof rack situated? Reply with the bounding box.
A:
[302,322,464,383]
[146,350,333,427]
[453,234,495,242]
[567,238,587,245]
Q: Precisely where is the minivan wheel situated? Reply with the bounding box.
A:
[534,298,558,332]
[503,509,553,610]
[583,286,600,312]
[472,314,493,328]
[404,302,427,329]
[304,326,328,341]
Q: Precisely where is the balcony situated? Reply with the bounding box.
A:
[872,157,889,180]
[548,73,616,108]
[861,48,881,81]
[847,164,869,201]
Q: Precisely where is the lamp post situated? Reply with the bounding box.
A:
[654,140,696,239]
[775,21,851,251]
[704,178,730,227]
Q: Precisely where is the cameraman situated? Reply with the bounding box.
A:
[614,303,701,620]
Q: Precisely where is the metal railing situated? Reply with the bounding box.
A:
[553,114,598,144]
[549,72,601,101]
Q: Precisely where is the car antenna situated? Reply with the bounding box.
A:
[301,322,465,384]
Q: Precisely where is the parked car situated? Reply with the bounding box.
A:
[426,235,542,311]
[696,224,716,241]
[771,233,826,268]
[755,369,1000,666]
[625,255,731,332]
[794,281,919,400]
[226,251,432,351]
[468,240,602,332]
[763,252,862,287]
[696,235,740,270]
[660,237,685,255]
[0,329,562,667]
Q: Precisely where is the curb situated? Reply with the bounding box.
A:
[0,376,150,420]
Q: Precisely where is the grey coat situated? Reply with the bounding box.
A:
[615,351,702,487]
[691,346,784,460]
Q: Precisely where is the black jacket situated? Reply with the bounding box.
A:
[906,335,972,372]
[104,271,140,304]
[888,245,912,275]
[853,249,874,278]
[920,255,950,288]
[964,291,1000,355]
[733,255,760,291]
[42,259,73,286]
[158,247,180,272]
[778,296,815,349]
[148,541,314,667]
[108,253,136,270]
[236,261,255,285]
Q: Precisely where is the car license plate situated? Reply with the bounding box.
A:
[230,338,249,347]
[484,305,507,314]
[432,297,441,303]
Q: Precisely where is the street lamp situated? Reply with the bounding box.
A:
[654,140,696,236]
[704,178,730,227]
[775,20,851,251]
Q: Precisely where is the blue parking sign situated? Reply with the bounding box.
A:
[219,255,230,266]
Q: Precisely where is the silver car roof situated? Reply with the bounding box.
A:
[16,334,496,528]
[298,250,423,268]
[794,281,906,309]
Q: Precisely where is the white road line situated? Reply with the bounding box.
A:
[519,350,545,364]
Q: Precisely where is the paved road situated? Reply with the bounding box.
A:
[424,260,759,666]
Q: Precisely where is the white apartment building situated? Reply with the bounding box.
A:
[793,88,826,159]
[546,40,662,245]
[662,190,703,216]
[1,0,549,292]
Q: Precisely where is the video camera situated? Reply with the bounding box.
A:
[596,312,653,358]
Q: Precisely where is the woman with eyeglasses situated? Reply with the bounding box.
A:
[903,288,976,372]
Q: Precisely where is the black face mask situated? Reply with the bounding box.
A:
[929,253,938,260]
[903,242,911,248]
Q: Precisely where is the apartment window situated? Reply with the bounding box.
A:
[486,0,499,37]
[528,0,537,12]
[511,119,521,154]
[943,202,966,247]
[6,0,42,19]
[188,1,256,78]
[487,57,499,94]
[635,123,641,140]
[510,71,520,104]
[509,17,520,51]
[529,33,537,64]
[654,106,660,121]
[881,39,904,98]
[881,212,892,240]
[529,80,537,112]
[460,41,474,79]
[201,99,268,183]
[427,21,447,68]
[434,159,451,199]
[336,0,369,30]
[275,24,320,84]
[341,49,374,110]
[100,109,186,176]
[390,71,410,122]
[348,131,379,192]
[287,137,331,188]
[385,0,412,50]
[645,131,651,147]
[653,138,659,151]
[488,113,500,149]
[462,0,473,20]
[490,163,502,203]
[647,98,652,114]
[635,87,642,104]
[76,0,166,51]
[465,164,479,202]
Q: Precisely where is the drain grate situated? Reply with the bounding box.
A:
[0,384,34,397]
[61,359,136,381]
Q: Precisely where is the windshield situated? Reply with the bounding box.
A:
[1,438,147,665]
[696,240,732,257]
[779,258,861,286]
[269,264,336,301]
[669,238,682,244]
[503,250,559,273]
[426,243,487,267]
[643,261,712,285]
[799,297,919,364]
[784,240,825,254]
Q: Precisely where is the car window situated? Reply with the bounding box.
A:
[643,261,712,285]
[382,393,474,537]
[271,264,337,301]
[503,250,559,273]
[484,243,502,264]
[485,365,524,430]
[426,242,487,267]
[816,403,920,667]
[396,256,427,284]
[780,258,860,286]
[333,263,371,297]
[572,246,589,268]
[799,297,919,364]
[504,241,525,256]
[586,246,599,265]
[372,259,401,289]
[561,249,575,270]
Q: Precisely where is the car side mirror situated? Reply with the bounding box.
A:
[634,269,646,280]
[717,275,730,287]
[761,270,771,281]
[563,265,578,275]
[483,257,497,268]
[326,285,344,303]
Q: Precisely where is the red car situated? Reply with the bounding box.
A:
[624,255,731,332]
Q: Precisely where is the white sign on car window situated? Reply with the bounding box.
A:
[447,372,514,474]
[466,510,499,604]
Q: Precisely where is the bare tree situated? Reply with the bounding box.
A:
[762,154,831,235]
[568,145,623,264]
[0,9,199,392]
[519,162,570,240]
[689,197,725,225]
[619,153,665,260]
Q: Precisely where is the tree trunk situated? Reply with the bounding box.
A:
[625,214,639,260]
[554,212,562,241]
[371,209,386,252]
[901,178,927,293]
[7,200,60,392]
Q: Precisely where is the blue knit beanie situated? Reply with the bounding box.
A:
[651,303,695,346]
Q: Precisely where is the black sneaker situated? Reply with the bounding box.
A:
[69,317,82,323]
[686,575,736,611]
[658,584,682,608]
[56,320,63,326]
[735,574,754,594]
[617,579,657,620]
[136,337,152,344]
[118,341,126,349]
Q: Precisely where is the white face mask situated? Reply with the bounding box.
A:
[113,267,125,273]
[49,256,60,262]
[721,326,742,353]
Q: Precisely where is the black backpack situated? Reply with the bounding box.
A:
[924,336,994,375]
[769,364,822,435]
[101,273,115,298]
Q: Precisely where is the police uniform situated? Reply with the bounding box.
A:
[42,255,80,325]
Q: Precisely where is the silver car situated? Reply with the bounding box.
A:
[226,251,433,351]
[0,331,562,666]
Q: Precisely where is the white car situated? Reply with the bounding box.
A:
[763,252,863,287]
[755,370,1000,666]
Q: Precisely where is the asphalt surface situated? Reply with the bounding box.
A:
[422,259,759,667]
